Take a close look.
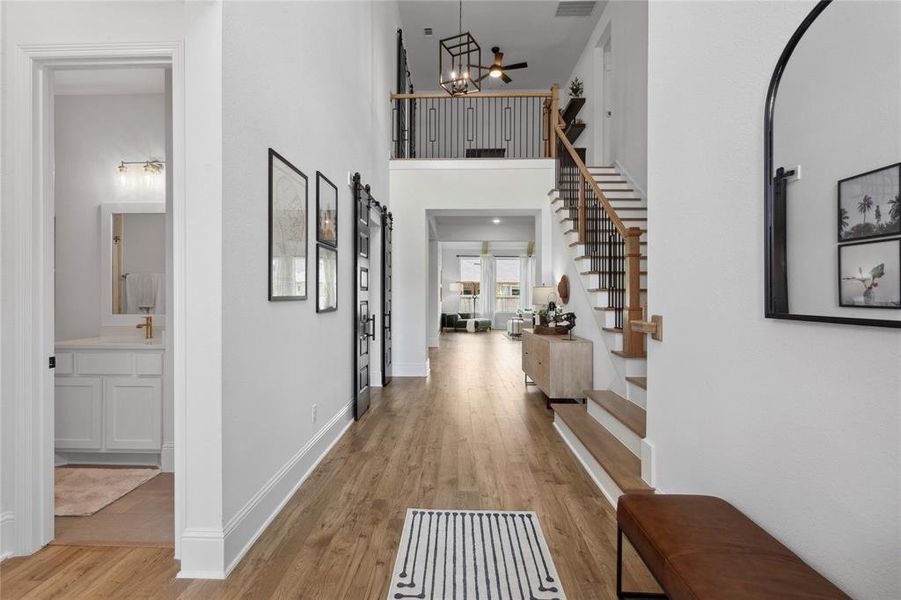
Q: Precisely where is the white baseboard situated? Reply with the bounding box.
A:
[394,360,430,377]
[0,511,16,561]
[222,401,354,576]
[428,336,440,348]
[554,419,621,508]
[161,443,175,473]
[55,451,161,467]
[177,527,225,579]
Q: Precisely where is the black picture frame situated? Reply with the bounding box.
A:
[316,171,338,247]
[268,148,308,301]
[764,0,900,328]
[316,243,338,313]
[837,162,901,243]
[837,238,901,309]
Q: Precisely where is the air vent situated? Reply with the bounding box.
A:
[424,27,433,36]
[555,1,596,17]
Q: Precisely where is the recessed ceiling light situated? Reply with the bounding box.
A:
[492,218,501,224]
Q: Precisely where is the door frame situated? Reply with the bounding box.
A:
[593,24,613,165]
[4,42,187,560]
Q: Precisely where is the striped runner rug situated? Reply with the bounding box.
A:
[388,509,566,600]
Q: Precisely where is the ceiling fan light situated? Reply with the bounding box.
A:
[489,67,503,78]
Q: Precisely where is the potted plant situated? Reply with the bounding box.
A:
[568,77,584,98]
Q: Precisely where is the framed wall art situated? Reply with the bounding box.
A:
[838,162,901,242]
[838,238,900,308]
[316,171,338,247]
[317,243,338,313]
[268,149,308,301]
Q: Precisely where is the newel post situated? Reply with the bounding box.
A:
[549,83,560,159]
[623,227,645,356]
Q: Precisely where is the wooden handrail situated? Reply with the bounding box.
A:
[390,91,553,100]
[554,122,629,236]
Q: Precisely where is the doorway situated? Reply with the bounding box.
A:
[595,27,613,165]
[49,65,175,547]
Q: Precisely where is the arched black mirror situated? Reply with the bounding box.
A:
[765,0,901,328]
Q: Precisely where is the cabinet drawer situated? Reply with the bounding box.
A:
[76,352,133,375]
[104,377,162,450]
[135,352,163,376]
[55,352,74,375]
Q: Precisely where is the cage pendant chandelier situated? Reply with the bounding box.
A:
[439,0,481,96]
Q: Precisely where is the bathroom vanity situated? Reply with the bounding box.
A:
[54,337,164,459]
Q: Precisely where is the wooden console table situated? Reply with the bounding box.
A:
[521,329,593,409]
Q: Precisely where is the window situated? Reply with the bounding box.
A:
[459,257,481,313]
[495,258,521,313]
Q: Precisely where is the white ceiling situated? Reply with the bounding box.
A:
[399,1,605,91]
[54,68,166,96]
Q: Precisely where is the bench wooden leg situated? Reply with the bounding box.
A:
[617,528,669,600]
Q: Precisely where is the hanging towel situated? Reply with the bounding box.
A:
[124,272,165,314]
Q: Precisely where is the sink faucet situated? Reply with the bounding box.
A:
[137,316,154,341]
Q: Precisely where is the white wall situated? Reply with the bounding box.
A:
[428,240,440,346]
[647,2,901,598]
[53,93,166,341]
[435,220,536,243]
[1,0,224,577]
[220,0,400,573]
[565,0,647,191]
[390,160,555,376]
[775,1,901,319]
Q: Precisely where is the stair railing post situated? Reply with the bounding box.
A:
[578,171,586,243]
[623,227,645,356]
[549,83,560,160]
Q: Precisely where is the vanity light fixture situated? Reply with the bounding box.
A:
[116,160,165,187]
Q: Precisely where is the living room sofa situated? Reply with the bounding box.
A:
[441,313,491,332]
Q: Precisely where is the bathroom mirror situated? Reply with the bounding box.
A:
[101,202,166,326]
[765,0,901,328]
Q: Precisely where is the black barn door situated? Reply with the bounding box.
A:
[382,210,393,386]
[353,174,374,419]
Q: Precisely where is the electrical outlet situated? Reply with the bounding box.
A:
[312,404,318,424]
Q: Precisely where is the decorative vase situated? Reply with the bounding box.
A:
[863,288,875,305]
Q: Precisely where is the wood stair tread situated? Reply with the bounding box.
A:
[552,404,653,494]
[584,390,646,438]
[612,350,647,359]
[570,235,647,247]
[587,286,648,292]
[626,376,647,391]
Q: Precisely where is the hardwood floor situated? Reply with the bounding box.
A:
[53,472,174,548]
[0,331,658,599]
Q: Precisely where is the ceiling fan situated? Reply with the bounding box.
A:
[478,46,528,84]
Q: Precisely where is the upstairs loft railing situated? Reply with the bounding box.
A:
[390,88,559,160]
[552,112,646,355]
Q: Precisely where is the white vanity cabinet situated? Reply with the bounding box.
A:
[54,340,164,454]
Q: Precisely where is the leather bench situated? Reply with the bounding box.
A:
[616,494,850,599]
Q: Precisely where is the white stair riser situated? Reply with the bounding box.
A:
[627,381,647,408]
[593,289,647,309]
[578,257,648,270]
[581,273,648,290]
[612,353,647,377]
[601,328,623,352]
[554,419,621,507]
[568,236,648,253]
[586,399,642,458]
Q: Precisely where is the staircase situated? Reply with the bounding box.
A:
[546,109,655,504]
